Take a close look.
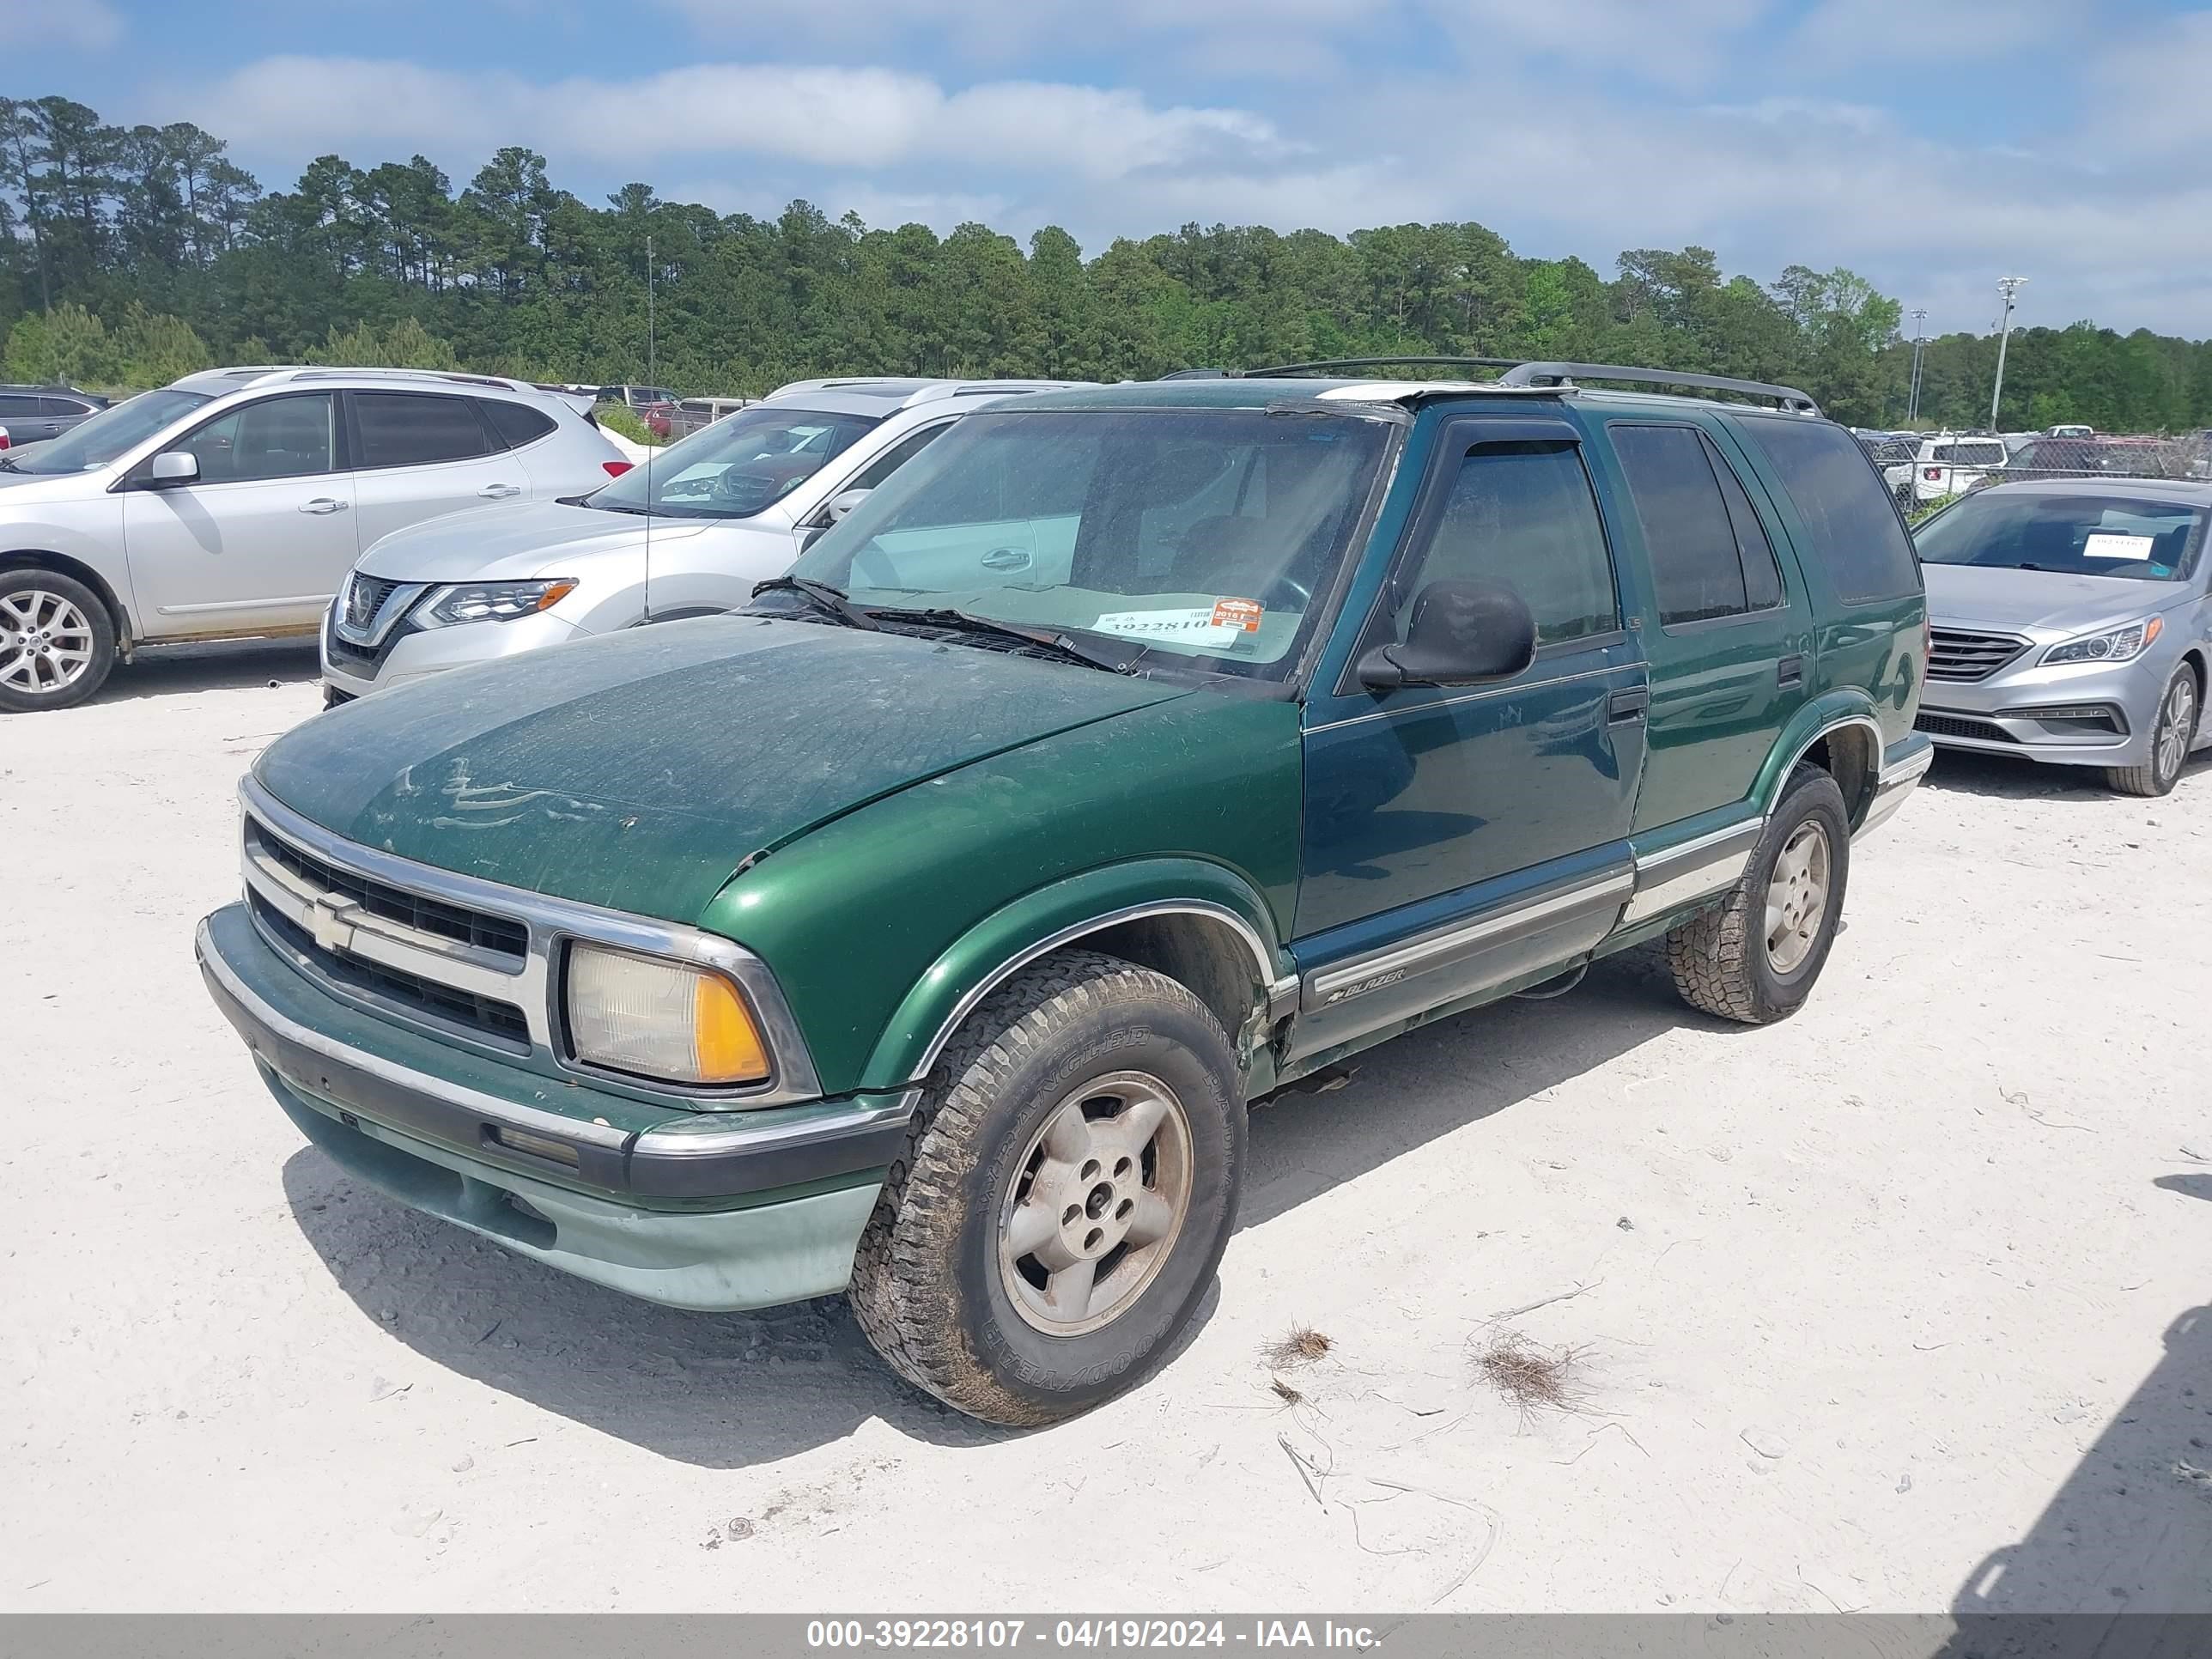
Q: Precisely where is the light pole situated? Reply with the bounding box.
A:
[1989,276,2026,431]
[1906,307,1928,424]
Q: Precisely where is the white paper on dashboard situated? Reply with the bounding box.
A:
[1092,608,1241,646]
[2081,533,2156,560]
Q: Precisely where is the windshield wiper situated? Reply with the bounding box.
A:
[751,575,882,631]
[869,607,1148,674]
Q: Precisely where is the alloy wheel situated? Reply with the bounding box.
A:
[2156,674,2196,787]
[0,589,97,698]
[1764,820,1832,975]
[997,1070,1194,1336]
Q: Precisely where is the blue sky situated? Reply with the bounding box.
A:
[15,0,2212,337]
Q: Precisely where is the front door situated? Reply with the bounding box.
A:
[120,391,357,640]
[1292,416,1648,1057]
[1595,419,1811,836]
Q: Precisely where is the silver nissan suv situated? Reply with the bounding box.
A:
[319,377,1086,702]
[0,367,629,713]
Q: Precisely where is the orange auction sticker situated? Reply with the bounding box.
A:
[1211,598,1264,633]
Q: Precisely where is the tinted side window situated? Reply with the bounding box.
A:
[40,397,89,416]
[173,392,337,483]
[1738,416,1920,603]
[848,422,949,492]
[480,398,556,450]
[356,392,493,468]
[1706,439,1786,611]
[1400,441,1619,647]
[1612,424,1748,625]
[0,394,38,418]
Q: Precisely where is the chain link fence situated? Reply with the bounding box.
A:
[1855,427,2211,520]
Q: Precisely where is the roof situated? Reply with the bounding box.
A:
[167,366,560,401]
[759,377,1095,416]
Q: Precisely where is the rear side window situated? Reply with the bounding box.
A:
[40,396,90,416]
[1612,424,1781,626]
[354,392,494,469]
[1401,440,1620,647]
[480,398,557,450]
[1739,417,1921,603]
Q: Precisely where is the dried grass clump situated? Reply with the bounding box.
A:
[1263,1325,1334,1369]
[1474,1330,1589,1414]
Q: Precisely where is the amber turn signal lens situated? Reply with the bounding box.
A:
[693,970,770,1085]
[567,944,771,1086]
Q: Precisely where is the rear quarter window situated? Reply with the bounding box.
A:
[1736,417,1921,604]
[480,398,558,450]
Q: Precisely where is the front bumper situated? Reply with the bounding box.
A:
[320,605,587,697]
[197,903,908,1311]
[1917,647,2165,768]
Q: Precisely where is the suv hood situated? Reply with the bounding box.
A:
[355,498,714,583]
[255,616,1194,921]
[1922,562,2190,635]
[0,458,99,499]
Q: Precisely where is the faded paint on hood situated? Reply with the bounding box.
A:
[253,615,1194,921]
[353,497,713,583]
[1922,562,2196,636]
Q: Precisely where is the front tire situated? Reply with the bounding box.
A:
[0,569,115,713]
[2106,667,2197,797]
[849,950,1245,1426]
[1667,765,1850,1025]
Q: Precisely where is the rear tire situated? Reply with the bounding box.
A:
[0,569,116,713]
[2105,668,2197,797]
[848,949,1245,1427]
[1667,766,1850,1025]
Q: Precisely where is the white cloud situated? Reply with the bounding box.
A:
[185,57,1289,182]
[12,0,124,52]
[1420,0,1769,91]
[1785,0,2070,70]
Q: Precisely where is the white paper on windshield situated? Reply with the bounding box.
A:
[2081,533,2156,560]
[1092,608,1242,647]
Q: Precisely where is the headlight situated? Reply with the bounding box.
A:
[416,578,578,628]
[2043,616,2163,665]
[565,943,769,1086]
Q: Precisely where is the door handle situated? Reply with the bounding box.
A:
[1607,686,1650,723]
[1778,653,1805,690]
[477,483,523,500]
[980,547,1032,572]
[299,498,349,515]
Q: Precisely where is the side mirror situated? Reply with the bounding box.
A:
[146,451,200,487]
[824,487,870,524]
[1356,579,1537,691]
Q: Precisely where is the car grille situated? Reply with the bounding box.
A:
[251,894,531,1044]
[1917,712,2016,744]
[246,818,528,959]
[343,573,404,633]
[1927,627,2031,684]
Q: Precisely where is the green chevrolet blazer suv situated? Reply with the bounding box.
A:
[198,361,1932,1425]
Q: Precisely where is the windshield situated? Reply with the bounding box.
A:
[588,404,882,519]
[1914,492,2204,580]
[4,388,210,474]
[775,407,1392,679]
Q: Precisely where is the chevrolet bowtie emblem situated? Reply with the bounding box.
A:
[307,898,354,955]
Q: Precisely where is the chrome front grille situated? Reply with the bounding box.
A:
[343,573,402,632]
[234,779,824,1104]
[1927,627,2031,684]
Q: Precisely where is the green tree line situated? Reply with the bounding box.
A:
[4,90,2208,433]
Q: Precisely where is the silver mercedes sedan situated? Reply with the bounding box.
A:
[1914,478,2212,796]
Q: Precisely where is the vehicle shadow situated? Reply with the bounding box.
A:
[280,947,1718,1468]
[1922,746,2212,802]
[1936,1177,2212,1650]
[98,639,321,703]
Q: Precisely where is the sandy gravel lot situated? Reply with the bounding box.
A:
[5,640,2209,1614]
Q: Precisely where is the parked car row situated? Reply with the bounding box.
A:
[186,357,1945,1428]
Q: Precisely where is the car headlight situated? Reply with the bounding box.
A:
[565,943,769,1086]
[416,578,578,628]
[2043,616,2163,665]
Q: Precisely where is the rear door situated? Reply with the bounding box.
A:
[120,391,357,638]
[344,390,532,549]
[1596,417,1810,836]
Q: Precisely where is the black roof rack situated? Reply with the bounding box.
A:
[1495,362,1820,414]
[1243,356,1526,379]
